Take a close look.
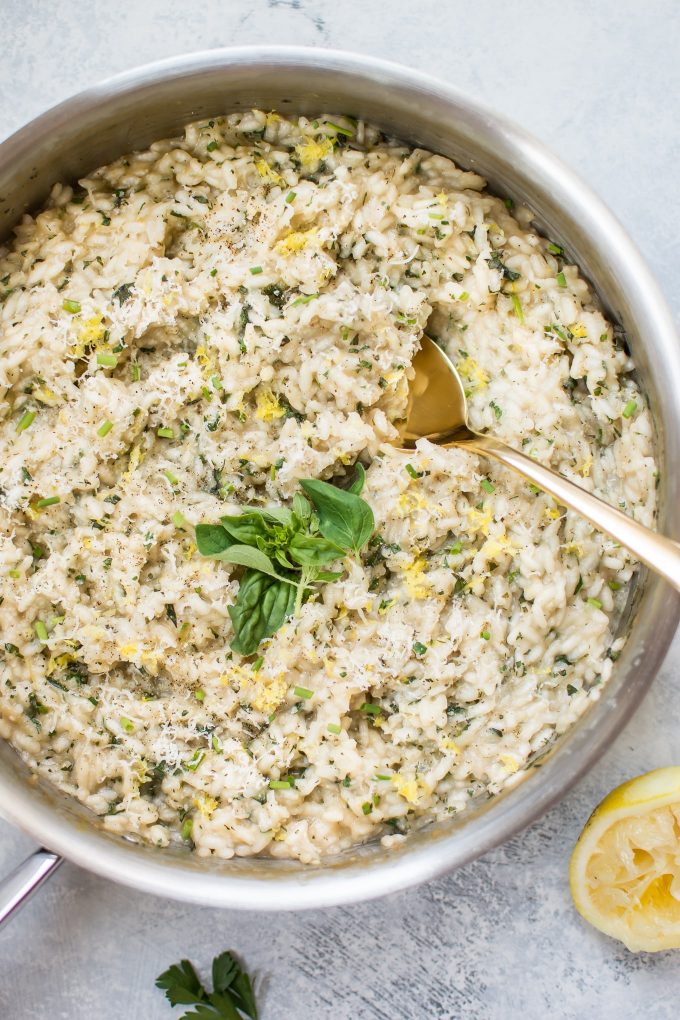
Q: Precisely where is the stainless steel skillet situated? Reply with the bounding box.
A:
[0,47,678,921]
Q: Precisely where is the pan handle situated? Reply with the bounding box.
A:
[0,848,63,928]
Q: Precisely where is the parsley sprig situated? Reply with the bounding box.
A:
[195,466,374,655]
[156,950,257,1019]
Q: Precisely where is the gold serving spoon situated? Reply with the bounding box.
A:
[396,336,680,590]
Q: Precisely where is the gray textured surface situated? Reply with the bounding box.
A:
[1,2,679,1017]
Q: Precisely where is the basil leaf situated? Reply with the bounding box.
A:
[257,505,294,527]
[220,513,271,546]
[210,543,286,579]
[300,479,374,553]
[347,462,366,495]
[195,524,233,557]
[228,570,296,655]
[292,491,312,526]
[288,533,343,567]
[314,569,343,582]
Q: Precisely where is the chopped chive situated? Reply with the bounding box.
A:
[405,463,424,479]
[547,242,564,256]
[490,400,502,420]
[294,685,313,700]
[209,268,218,277]
[480,629,491,641]
[481,479,495,494]
[251,655,264,672]
[622,399,637,419]
[97,419,113,437]
[120,716,134,733]
[172,511,186,528]
[608,579,621,591]
[556,271,567,288]
[35,496,60,509]
[96,352,118,367]
[194,689,205,702]
[34,620,48,642]
[16,410,36,433]
[362,801,373,815]
[8,569,20,579]
[413,641,428,657]
[291,292,319,306]
[185,750,205,772]
[360,702,381,715]
[131,362,141,382]
[249,266,263,275]
[587,597,603,609]
[327,722,342,735]
[326,121,354,136]
[269,779,293,790]
[180,816,194,840]
[504,197,515,211]
[374,774,391,781]
[510,293,524,322]
[62,298,81,314]
[157,426,174,439]
[163,468,179,486]
[285,191,296,203]
[458,291,469,301]
[206,140,218,152]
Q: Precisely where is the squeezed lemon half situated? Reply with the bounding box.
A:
[570,767,680,952]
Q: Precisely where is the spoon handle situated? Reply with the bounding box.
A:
[459,432,680,592]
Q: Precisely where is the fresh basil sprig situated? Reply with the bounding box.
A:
[195,470,374,656]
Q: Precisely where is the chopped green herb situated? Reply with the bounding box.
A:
[249,266,263,275]
[362,802,373,815]
[285,191,296,203]
[405,463,424,479]
[62,298,81,314]
[480,629,491,641]
[172,511,187,529]
[131,363,141,382]
[412,641,427,657]
[206,140,218,152]
[481,479,495,494]
[34,620,48,642]
[269,779,293,790]
[360,702,381,715]
[556,271,567,288]
[112,282,134,305]
[163,469,179,486]
[547,242,564,255]
[16,410,36,433]
[587,597,603,610]
[120,717,134,733]
[96,352,118,368]
[194,689,205,702]
[510,292,523,322]
[490,400,503,420]
[294,686,313,700]
[35,496,60,509]
[157,426,175,439]
[97,419,113,437]
[622,399,637,419]
[327,722,342,735]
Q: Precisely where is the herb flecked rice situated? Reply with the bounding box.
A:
[0,111,656,863]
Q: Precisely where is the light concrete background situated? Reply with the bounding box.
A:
[1,1,679,1017]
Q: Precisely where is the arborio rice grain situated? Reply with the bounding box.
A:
[0,111,656,862]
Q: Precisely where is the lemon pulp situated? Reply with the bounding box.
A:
[569,766,680,952]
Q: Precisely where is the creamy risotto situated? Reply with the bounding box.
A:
[0,111,656,863]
